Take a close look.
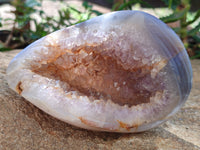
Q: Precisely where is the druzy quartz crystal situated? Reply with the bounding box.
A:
[6,10,192,132]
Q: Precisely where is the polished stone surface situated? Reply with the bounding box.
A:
[0,50,200,150]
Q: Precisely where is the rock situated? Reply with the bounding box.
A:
[6,11,193,133]
[0,50,200,149]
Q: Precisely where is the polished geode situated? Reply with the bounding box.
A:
[6,10,192,132]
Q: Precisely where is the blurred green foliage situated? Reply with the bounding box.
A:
[0,0,102,50]
[0,18,2,27]
[0,0,199,58]
[160,0,200,58]
[112,0,151,10]
[112,0,200,58]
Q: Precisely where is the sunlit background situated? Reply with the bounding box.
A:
[0,0,199,58]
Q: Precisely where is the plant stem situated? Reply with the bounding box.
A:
[179,0,190,42]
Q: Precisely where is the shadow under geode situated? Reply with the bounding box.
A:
[4,79,199,149]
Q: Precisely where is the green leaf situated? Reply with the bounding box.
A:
[64,9,70,19]
[39,10,45,16]
[112,3,120,11]
[4,18,14,21]
[91,10,102,16]
[82,1,92,10]
[25,0,41,7]
[172,27,181,33]
[69,6,81,14]
[160,8,188,23]
[161,0,181,10]
[188,22,200,36]
[190,51,200,59]
[0,18,2,27]
[185,9,200,26]
[192,35,200,43]
[115,0,151,11]
[0,43,11,51]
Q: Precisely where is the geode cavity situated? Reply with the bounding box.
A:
[6,10,192,132]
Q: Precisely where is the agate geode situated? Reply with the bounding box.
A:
[6,10,192,132]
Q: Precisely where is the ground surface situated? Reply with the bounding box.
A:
[0,50,200,150]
